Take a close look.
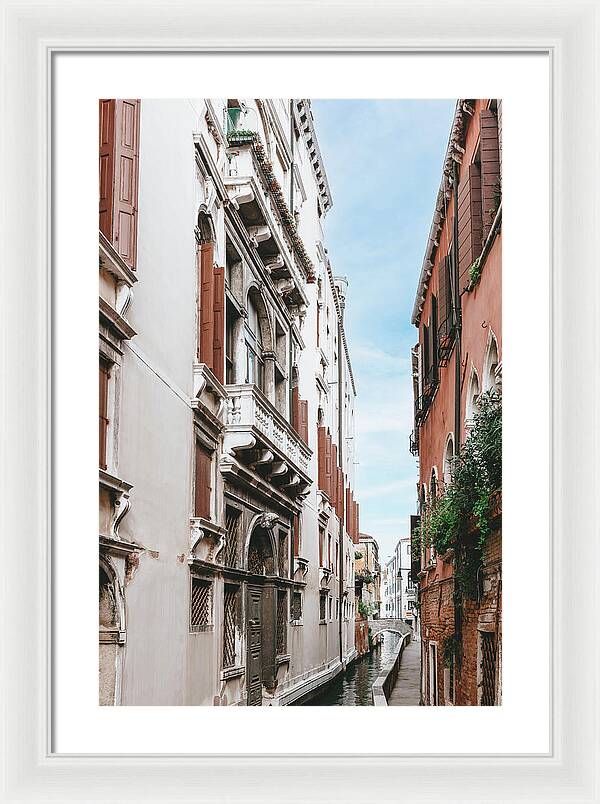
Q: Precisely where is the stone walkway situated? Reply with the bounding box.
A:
[387,639,421,706]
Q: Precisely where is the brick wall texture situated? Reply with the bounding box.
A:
[420,524,502,706]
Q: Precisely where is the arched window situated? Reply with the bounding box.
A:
[443,434,455,486]
[483,332,500,393]
[430,467,438,502]
[245,292,264,391]
[466,367,481,427]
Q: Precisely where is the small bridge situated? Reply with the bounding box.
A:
[368,618,411,637]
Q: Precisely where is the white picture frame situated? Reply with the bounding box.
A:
[1,0,598,801]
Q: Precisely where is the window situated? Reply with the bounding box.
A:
[466,368,481,426]
[223,507,241,568]
[225,299,240,384]
[190,576,212,631]
[245,293,264,390]
[319,526,325,567]
[194,440,212,519]
[278,530,288,577]
[292,514,300,558]
[428,642,438,705]
[99,357,111,470]
[319,592,327,622]
[479,631,498,705]
[276,590,287,655]
[483,332,500,393]
[443,434,455,486]
[292,591,302,622]
[222,584,239,667]
[328,596,333,621]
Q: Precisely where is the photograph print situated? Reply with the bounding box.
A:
[98,97,501,707]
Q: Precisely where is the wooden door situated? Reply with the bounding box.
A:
[246,585,263,706]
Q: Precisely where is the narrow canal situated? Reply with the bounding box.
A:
[302,631,401,706]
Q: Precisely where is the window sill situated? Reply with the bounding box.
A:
[276,654,291,665]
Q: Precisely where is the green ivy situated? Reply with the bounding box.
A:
[469,257,482,286]
[416,390,501,599]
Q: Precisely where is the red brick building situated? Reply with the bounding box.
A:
[410,100,502,706]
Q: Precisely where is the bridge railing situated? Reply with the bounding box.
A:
[371,632,411,706]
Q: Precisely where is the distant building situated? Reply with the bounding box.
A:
[354,533,381,618]
[410,99,502,706]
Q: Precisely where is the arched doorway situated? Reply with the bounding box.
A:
[99,560,123,705]
[246,524,277,706]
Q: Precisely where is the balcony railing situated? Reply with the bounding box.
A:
[409,430,419,456]
[223,383,312,487]
[437,316,455,367]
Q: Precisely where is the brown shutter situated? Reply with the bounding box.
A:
[199,242,214,364]
[355,502,360,544]
[338,470,345,519]
[194,441,212,519]
[99,100,115,240]
[325,433,333,499]
[430,295,438,381]
[437,257,453,343]
[346,487,352,531]
[331,443,338,508]
[457,162,482,292]
[299,399,309,444]
[318,426,327,490]
[319,528,323,566]
[423,324,430,381]
[291,386,300,433]
[99,359,110,470]
[113,100,140,269]
[212,266,225,383]
[293,515,299,557]
[480,109,501,240]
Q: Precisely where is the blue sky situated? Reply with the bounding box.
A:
[312,100,456,563]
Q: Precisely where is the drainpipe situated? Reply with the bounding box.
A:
[452,158,463,665]
[290,99,295,215]
[337,316,344,666]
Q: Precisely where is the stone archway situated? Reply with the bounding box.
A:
[245,523,277,706]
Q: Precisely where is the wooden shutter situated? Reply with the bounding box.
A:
[99,100,115,240]
[457,162,482,292]
[318,426,327,490]
[113,100,140,269]
[437,256,453,342]
[299,399,309,444]
[346,487,352,531]
[212,266,225,383]
[325,433,333,499]
[331,443,338,508]
[355,502,360,544]
[430,295,438,381]
[99,359,110,470]
[319,528,323,566]
[194,441,212,519]
[338,470,345,519]
[293,514,299,557]
[480,109,501,240]
[198,242,214,364]
[422,323,430,382]
[291,386,300,433]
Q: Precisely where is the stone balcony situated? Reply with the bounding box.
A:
[222,383,312,498]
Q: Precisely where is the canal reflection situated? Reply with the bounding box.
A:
[304,631,402,706]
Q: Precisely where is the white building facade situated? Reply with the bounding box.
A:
[99,98,359,706]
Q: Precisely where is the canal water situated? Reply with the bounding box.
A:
[303,631,402,706]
